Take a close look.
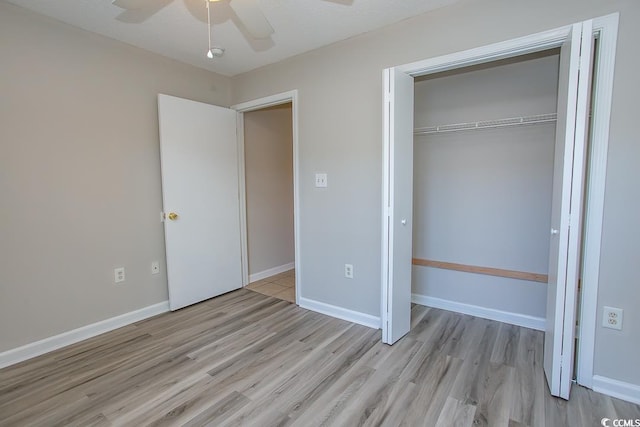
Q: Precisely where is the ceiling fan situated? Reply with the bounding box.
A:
[112,0,275,40]
[112,0,354,40]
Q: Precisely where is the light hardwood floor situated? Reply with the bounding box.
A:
[1,289,639,426]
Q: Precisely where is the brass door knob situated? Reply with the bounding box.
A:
[167,212,179,221]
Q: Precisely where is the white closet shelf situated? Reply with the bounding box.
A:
[414,112,557,135]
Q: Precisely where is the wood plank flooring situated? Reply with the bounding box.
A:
[1,289,639,426]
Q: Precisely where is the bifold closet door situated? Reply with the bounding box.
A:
[382,68,414,345]
[543,21,594,400]
[158,94,243,311]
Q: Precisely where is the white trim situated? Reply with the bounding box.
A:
[236,111,249,287]
[248,262,295,283]
[577,12,619,389]
[231,90,298,112]
[233,90,301,306]
[412,294,545,331]
[0,301,169,369]
[593,375,640,405]
[299,297,381,330]
[381,68,391,343]
[292,93,301,306]
[398,25,572,77]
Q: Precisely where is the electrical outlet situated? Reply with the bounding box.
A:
[345,264,354,279]
[114,267,125,284]
[151,261,160,275]
[602,306,623,330]
[315,173,328,188]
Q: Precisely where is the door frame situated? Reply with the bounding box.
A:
[232,90,301,305]
[382,14,618,389]
[576,13,619,389]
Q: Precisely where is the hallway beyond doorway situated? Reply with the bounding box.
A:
[246,269,295,303]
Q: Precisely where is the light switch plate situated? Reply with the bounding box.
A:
[315,173,328,188]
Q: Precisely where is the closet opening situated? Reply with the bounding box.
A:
[411,50,561,333]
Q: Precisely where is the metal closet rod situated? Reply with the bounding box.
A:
[414,112,557,135]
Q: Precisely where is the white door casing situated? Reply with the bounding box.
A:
[543,21,594,400]
[158,94,243,311]
[382,68,414,345]
[231,90,301,306]
[576,14,618,389]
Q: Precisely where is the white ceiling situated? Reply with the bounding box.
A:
[5,0,456,76]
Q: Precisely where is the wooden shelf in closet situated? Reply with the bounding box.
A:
[412,257,548,284]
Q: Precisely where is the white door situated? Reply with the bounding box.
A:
[382,68,414,344]
[544,21,594,399]
[158,94,243,311]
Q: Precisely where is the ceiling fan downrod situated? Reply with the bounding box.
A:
[206,0,224,59]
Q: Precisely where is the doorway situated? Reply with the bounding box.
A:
[382,15,618,401]
[233,91,301,306]
[242,103,296,303]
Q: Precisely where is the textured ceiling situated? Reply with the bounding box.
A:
[5,0,457,76]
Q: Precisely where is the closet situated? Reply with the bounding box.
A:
[411,51,560,326]
[382,17,616,400]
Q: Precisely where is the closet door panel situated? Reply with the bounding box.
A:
[544,21,593,400]
[382,68,414,345]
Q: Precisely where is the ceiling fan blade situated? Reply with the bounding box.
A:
[229,0,274,40]
[112,0,154,10]
[113,0,172,23]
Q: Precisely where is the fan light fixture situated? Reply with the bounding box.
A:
[207,47,225,59]
[206,0,224,59]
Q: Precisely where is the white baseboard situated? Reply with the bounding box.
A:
[412,294,545,331]
[299,297,381,329]
[0,301,169,369]
[593,375,640,405]
[249,262,295,283]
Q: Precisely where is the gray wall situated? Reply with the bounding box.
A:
[412,54,559,319]
[244,104,295,276]
[0,2,231,352]
[232,0,640,386]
